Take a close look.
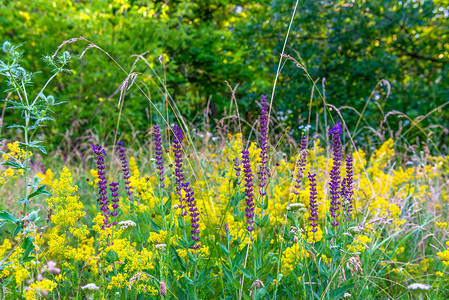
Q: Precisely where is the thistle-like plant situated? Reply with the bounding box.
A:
[0,41,71,266]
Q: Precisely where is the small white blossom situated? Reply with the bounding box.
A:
[407,283,431,290]
[118,220,136,230]
[155,243,167,252]
[348,226,364,234]
[343,292,351,298]
[287,203,306,213]
[81,283,99,291]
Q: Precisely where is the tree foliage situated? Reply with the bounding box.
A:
[0,0,448,149]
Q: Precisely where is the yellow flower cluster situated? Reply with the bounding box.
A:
[46,167,88,233]
[281,243,310,274]
[436,221,447,229]
[44,167,98,275]
[88,169,100,185]
[23,279,57,300]
[437,241,449,266]
[2,141,32,161]
[347,235,373,253]
[0,167,23,185]
[37,168,54,186]
[0,237,32,286]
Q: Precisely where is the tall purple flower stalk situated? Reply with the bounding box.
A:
[258,95,269,196]
[92,145,110,229]
[294,135,308,195]
[343,156,354,220]
[329,123,343,227]
[172,124,186,216]
[308,172,318,235]
[184,182,200,249]
[224,223,230,235]
[242,149,255,233]
[109,182,120,226]
[153,125,165,188]
[233,157,241,184]
[117,142,133,201]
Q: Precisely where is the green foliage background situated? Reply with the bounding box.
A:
[0,0,448,150]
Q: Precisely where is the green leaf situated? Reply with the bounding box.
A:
[262,196,268,210]
[177,215,187,230]
[0,210,19,224]
[2,160,24,169]
[27,185,51,200]
[237,265,252,279]
[12,224,22,238]
[37,146,47,154]
[261,215,270,227]
[21,236,35,262]
[148,217,161,231]
[232,244,248,271]
[22,256,35,263]
[182,271,195,285]
[255,215,262,227]
[221,263,233,284]
[19,198,29,205]
[218,241,230,256]
[254,285,269,300]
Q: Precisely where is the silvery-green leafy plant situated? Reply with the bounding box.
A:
[0,41,71,267]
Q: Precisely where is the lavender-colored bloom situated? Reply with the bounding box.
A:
[341,177,347,213]
[329,123,343,227]
[233,157,241,183]
[92,144,110,229]
[242,149,255,232]
[109,182,119,226]
[258,95,269,195]
[343,156,354,220]
[300,135,307,151]
[172,124,186,216]
[224,223,230,235]
[294,135,308,195]
[153,125,165,188]
[184,182,200,249]
[308,172,318,234]
[117,142,133,201]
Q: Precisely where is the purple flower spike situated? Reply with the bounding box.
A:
[172,124,186,216]
[294,135,308,195]
[92,144,110,229]
[184,182,200,249]
[109,182,120,226]
[329,122,343,227]
[343,156,354,220]
[117,142,133,201]
[308,172,318,234]
[242,149,255,233]
[300,135,307,151]
[153,125,165,188]
[233,157,241,184]
[224,223,230,235]
[258,95,269,196]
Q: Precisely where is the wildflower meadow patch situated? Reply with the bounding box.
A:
[0,12,449,300]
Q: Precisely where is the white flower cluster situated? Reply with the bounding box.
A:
[407,283,431,291]
[287,203,307,213]
[118,220,137,230]
[156,243,167,252]
[81,283,99,291]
